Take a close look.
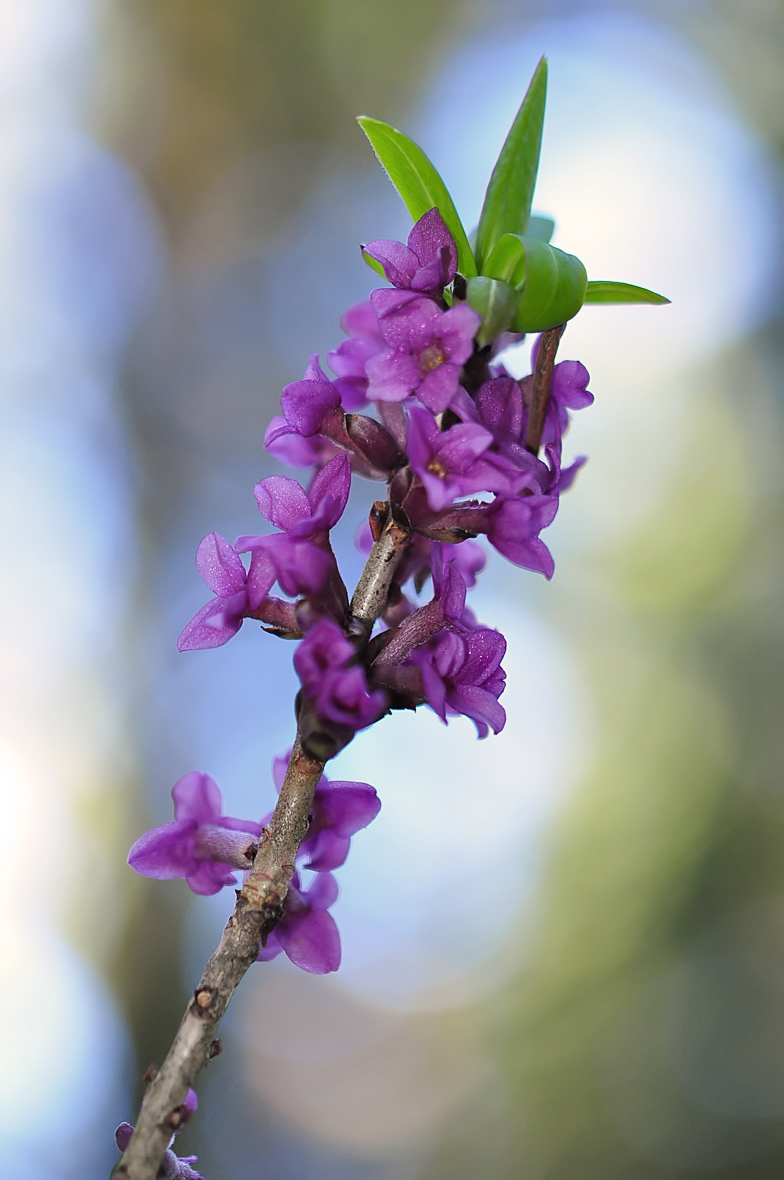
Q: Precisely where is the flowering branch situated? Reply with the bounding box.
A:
[114,511,410,1180]
[113,57,668,1180]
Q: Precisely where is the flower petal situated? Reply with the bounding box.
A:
[172,771,223,825]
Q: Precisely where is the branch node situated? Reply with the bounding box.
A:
[192,987,216,1015]
[208,1038,222,1060]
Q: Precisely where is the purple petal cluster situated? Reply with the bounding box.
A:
[371,549,507,737]
[165,207,597,981]
[127,756,380,974]
[256,754,380,973]
[128,773,261,895]
[295,617,386,734]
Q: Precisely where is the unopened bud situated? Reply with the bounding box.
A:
[345,415,405,478]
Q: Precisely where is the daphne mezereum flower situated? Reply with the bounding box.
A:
[374,624,507,738]
[327,299,385,410]
[235,454,351,621]
[116,1090,203,1179]
[363,207,458,297]
[520,352,594,446]
[256,870,341,974]
[416,626,507,737]
[294,617,386,733]
[266,750,381,872]
[128,772,261,896]
[177,532,254,652]
[365,291,480,413]
[406,405,534,511]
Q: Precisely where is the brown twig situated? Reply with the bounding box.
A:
[524,323,566,455]
[113,503,410,1180]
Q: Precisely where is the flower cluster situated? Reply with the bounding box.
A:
[178,209,591,748]
[129,759,379,974]
[129,208,593,982]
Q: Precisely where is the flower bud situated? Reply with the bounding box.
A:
[345,414,405,479]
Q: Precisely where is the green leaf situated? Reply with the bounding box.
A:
[510,236,588,332]
[357,116,477,277]
[361,248,386,279]
[475,57,548,270]
[525,215,555,243]
[483,233,525,283]
[466,276,520,347]
[584,280,670,305]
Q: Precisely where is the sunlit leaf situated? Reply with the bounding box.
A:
[357,117,477,277]
[475,58,547,270]
[510,236,587,332]
[584,281,670,304]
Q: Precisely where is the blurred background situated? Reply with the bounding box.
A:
[4,0,784,1176]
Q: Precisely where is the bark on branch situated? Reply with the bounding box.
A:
[113,503,410,1180]
[524,322,566,455]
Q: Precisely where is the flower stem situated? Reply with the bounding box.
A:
[113,502,410,1180]
[524,323,566,454]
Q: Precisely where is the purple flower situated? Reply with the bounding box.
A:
[521,349,594,445]
[328,301,385,410]
[116,1090,203,1179]
[365,294,480,413]
[373,548,471,669]
[363,208,458,296]
[413,627,507,737]
[257,870,341,974]
[440,539,486,589]
[406,406,534,511]
[459,377,552,490]
[480,493,559,578]
[177,533,259,652]
[374,623,507,738]
[294,617,385,732]
[541,437,587,496]
[280,354,342,436]
[264,415,341,468]
[128,772,261,896]
[267,751,381,872]
[264,355,349,463]
[236,455,351,620]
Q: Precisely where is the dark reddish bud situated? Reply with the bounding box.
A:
[345,414,405,478]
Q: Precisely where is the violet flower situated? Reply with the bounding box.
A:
[264,354,347,464]
[267,751,381,872]
[116,1090,203,1179]
[363,207,458,297]
[294,617,385,732]
[256,870,341,974]
[366,293,480,413]
[264,415,341,469]
[411,627,507,737]
[521,350,594,446]
[128,772,261,896]
[480,492,560,578]
[177,533,261,652]
[406,406,534,511]
[374,623,507,738]
[236,454,351,621]
[327,300,385,410]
